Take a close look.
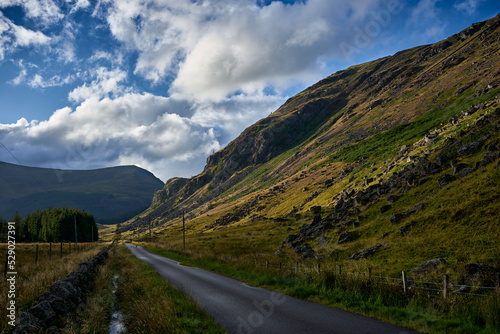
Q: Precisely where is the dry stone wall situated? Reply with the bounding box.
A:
[12,244,112,334]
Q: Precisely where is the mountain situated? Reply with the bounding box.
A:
[0,162,164,224]
[123,14,499,275]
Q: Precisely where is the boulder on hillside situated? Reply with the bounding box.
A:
[434,153,451,167]
[412,258,447,279]
[380,204,392,213]
[390,212,406,224]
[294,243,316,259]
[349,244,388,261]
[458,167,475,177]
[407,203,424,215]
[318,236,329,247]
[387,195,400,204]
[310,206,322,216]
[337,232,354,245]
[452,163,469,175]
[438,174,456,188]
[458,141,482,156]
[464,263,500,287]
[399,222,416,236]
[476,152,500,169]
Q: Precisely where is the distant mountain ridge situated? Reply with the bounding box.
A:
[0,162,164,224]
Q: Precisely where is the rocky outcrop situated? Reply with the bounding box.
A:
[412,258,447,279]
[349,244,388,261]
[458,141,483,156]
[390,213,406,224]
[438,174,456,188]
[152,177,188,206]
[464,263,500,287]
[337,232,354,245]
[13,246,111,334]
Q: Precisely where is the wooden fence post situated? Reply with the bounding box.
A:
[443,274,449,300]
[266,260,269,269]
[35,245,39,266]
[3,252,7,277]
[402,271,407,293]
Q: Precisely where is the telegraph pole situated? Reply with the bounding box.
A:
[183,211,186,251]
[149,215,152,243]
[74,216,78,249]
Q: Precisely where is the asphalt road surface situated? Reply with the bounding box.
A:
[125,243,419,334]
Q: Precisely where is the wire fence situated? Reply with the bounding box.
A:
[143,242,499,300]
[2,241,102,277]
[258,258,499,299]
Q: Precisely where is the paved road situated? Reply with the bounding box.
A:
[125,243,419,334]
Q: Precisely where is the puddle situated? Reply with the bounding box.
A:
[109,275,126,334]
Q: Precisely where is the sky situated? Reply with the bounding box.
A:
[0,0,499,182]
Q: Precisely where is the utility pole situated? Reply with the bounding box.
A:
[74,216,78,249]
[183,211,186,251]
[149,215,152,243]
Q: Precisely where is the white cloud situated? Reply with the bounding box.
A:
[68,0,91,14]
[29,73,74,88]
[408,0,446,40]
[68,67,129,103]
[0,0,63,25]
[0,11,51,61]
[11,24,51,46]
[0,88,284,181]
[105,0,384,100]
[454,0,485,15]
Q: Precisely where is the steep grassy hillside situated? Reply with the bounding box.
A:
[122,14,500,280]
[0,162,164,224]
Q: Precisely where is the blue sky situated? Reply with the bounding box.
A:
[0,0,499,182]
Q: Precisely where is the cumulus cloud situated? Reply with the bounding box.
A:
[68,67,129,103]
[105,0,384,100]
[0,90,281,181]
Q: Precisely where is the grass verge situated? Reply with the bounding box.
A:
[63,243,226,333]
